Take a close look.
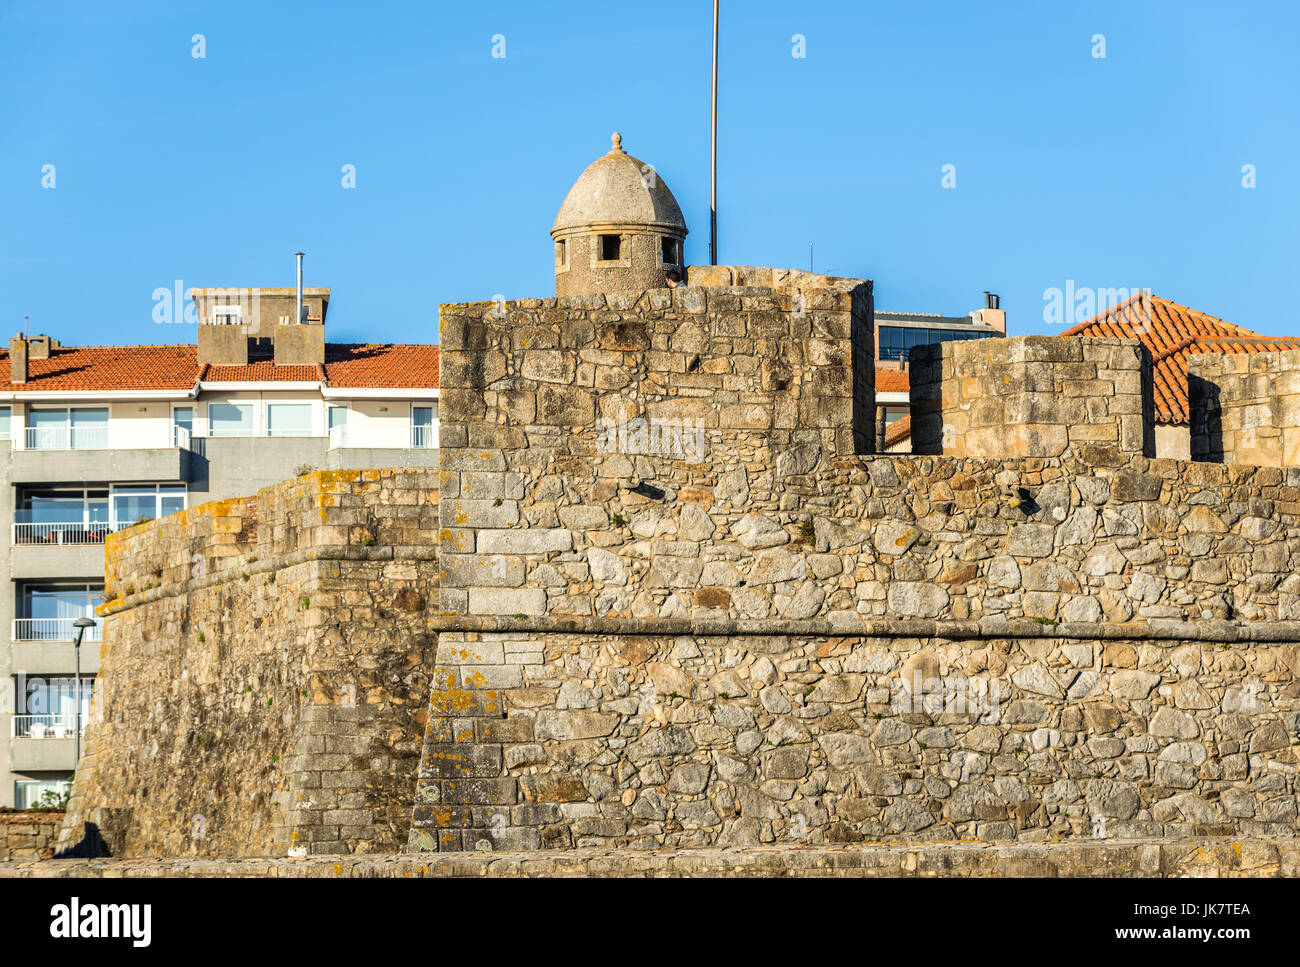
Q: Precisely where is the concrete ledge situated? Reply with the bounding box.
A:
[1,839,1296,878]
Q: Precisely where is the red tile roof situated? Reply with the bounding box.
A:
[0,343,439,393]
[875,368,910,393]
[1061,294,1300,424]
[883,414,911,448]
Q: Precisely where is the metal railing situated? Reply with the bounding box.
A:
[24,426,110,450]
[12,521,117,545]
[11,714,85,739]
[12,618,103,642]
[327,423,439,449]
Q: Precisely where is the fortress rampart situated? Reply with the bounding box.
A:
[58,274,1300,858]
[58,470,438,858]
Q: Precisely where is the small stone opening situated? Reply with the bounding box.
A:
[555,239,567,268]
[598,234,622,262]
[661,237,679,265]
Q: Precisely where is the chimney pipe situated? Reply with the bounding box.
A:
[296,252,304,324]
[984,291,1000,310]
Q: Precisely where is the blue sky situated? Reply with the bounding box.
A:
[2,0,1297,346]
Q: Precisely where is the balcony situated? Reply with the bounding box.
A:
[12,521,121,546]
[328,423,438,449]
[11,714,85,740]
[24,426,109,451]
[12,618,103,643]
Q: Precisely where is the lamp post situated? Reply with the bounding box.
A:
[72,617,95,766]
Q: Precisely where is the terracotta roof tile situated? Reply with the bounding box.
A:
[884,414,911,448]
[324,345,441,389]
[0,343,439,393]
[875,368,910,393]
[1061,295,1300,424]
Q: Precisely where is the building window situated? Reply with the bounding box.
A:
[172,405,194,447]
[661,237,679,265]
[14,778,73,809]
[412,406,436,448]
[26,407,108,450]
[208,402,254,436]
[14,676,95,738]
[14,487,110,544]
[0,406,10,440]
[555,239,568,268]
[14,583,102,642]
[878,326,996,362]
[267,403,314,437]
[598,234,623,262]
[111,484,186,528]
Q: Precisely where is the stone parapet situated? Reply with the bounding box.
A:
[911,335,1155,463]
[0,813,62,862]
[1190,348,1300,467]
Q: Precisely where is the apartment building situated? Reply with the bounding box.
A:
[1,282,439,807]
[874,292,1007,449]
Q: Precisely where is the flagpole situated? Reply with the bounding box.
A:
[710,0,718,265]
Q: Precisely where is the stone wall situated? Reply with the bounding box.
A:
[59,469,439,858]
[1190,349,1300,467]
[411,284,1300,852]
[911,335,1155,463]
[0,813,61,862]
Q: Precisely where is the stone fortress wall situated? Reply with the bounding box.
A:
[411,278,1300,852]
[58,470,439,858]
[57,271,1300,858]
[1190,347,1300,468]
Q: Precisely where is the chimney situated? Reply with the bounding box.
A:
[973,292,1007,334]
[296,252,304,324]
[27,334,53,359]
[9,334,27,384]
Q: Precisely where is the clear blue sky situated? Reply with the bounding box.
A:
[2,0,1297,346]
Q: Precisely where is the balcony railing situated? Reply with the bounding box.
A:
[12,521,119,545]
[328,423,439,449]
[12,714,85,739]
[24,426,109,450]
[20,425,200,451]
[12,618,103,642]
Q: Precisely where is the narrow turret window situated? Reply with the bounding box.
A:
[598,234,622,261]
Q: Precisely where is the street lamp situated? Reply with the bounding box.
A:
[72,617,95,766]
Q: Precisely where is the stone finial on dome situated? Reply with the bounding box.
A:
[610,131,624,154]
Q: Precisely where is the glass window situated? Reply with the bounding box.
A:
[209,402,254,436]
[173,406,194,430]
[14,778,73,810]
[160,486,186,517]
[0,406,10,439]
[113,486,159,526]
[111,484,186,527]
[267,403,313,437]
[328,405,348,430]
[18,583,101,640]
[28,408,66,428]
[412,406,434,448]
